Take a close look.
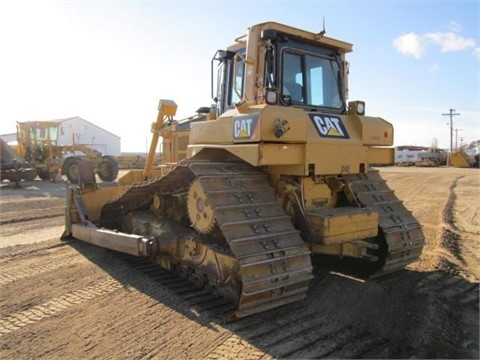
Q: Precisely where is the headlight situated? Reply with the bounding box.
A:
[266,90,277,105]
[348,100,365,115]
[356,101,365,115]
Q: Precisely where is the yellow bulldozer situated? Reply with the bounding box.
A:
[63,22,425,319]
[16,120,119,182]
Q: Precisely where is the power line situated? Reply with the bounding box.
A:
[454,128,463,150]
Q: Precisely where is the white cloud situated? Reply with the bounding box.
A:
[392,32,426,59]
[429,64,440,72]
[424,32,476,52]
[393,27,476,58]
[448,21,463,33]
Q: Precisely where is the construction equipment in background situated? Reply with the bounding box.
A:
[63,22,425,319]
[116,155,147,169]
[450,148,478,168]
[0,138,36,188]
[16,121,119,182]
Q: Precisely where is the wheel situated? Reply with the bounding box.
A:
[187,179,216,234]
[37,169,51,180]
[62,157,80,184]
[24,170,37,181]
[97,156,119,182]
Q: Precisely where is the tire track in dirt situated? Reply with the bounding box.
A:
[70,286,228,360]
[0,279,122,336]
[440,176,467,267]
[207,314,386,359]
[0,197,64,210]
[0,207,64,225]
[0,251,86,285]
[414,272,479,308]
[451,174,480,281]
[0,241,67,259]
[0,197,64,223]
[0,223,64,246]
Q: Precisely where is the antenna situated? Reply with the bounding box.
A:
[316,17,326,39]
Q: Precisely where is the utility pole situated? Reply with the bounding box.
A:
[443,108,460,166]
[454,128,462,150]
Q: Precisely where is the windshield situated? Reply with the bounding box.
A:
[28,124,58,145]
[282,50,343,109]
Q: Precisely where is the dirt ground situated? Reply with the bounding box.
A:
[0,166,478,359]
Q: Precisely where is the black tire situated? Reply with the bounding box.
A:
[37,169,51,180]
[97,155,119,182]
[62,157,80,184]
[24,171,37,181]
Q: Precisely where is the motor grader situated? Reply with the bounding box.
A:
[16,120,118,182]
[63,21,425,319]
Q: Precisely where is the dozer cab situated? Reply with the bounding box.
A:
[64,22,424,319]
[16,120,119,182]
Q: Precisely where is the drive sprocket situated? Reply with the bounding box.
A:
[187,179,216,234]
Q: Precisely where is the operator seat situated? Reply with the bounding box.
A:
[283,79,303,102]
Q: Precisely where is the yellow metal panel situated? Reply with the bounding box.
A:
[311,242,366,258]
[188,144,259,165]
[303,178,334,210]
[259,144,303,165]
[190,105,310,145]
[117,170,145,186]
[189,143,304,167]
[258,106,308,142]
[77,187,127,222]
[350,115,394,146]
[306,143,368,175]
[245,22,353,53]
[189,111,234,144]
[367,147,395,165]
[306,207,378,245]
[158,99,177,117]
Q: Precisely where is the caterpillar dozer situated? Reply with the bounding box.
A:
[63,21,425,319]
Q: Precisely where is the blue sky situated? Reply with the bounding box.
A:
[0,0,478,152]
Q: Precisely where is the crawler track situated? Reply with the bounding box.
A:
[113,252,238,318]
[100,160,313,318]
[344,170,425,275]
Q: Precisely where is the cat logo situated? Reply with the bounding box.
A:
[233,113,260,141]
[309,114,349,139]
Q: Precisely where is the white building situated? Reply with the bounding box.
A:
[1,117,121,156]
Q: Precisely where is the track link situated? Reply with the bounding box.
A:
[100,160,313,318]
[113,252,238,317]
[343,169,425,275]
